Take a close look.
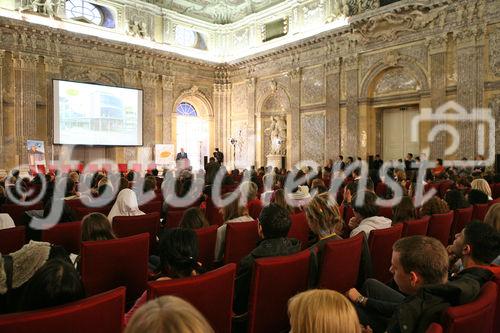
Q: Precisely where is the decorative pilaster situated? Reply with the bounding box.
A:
[162,75,174,144]
[0,50,5,164]
[427,34,448,159]
[488,95,500,154]
[123,69,141,162]
[13,52,39,164]
[454,27,484,159]
[44,56,62,162]
[289,67,301,167]
[141,71,158,146]
[214,68,231,158]
[344,54,359,156]
[246,77,256,167]
[325,57,341,160]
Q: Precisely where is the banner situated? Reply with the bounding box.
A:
[155,144,175,166]
[27,140,46,172]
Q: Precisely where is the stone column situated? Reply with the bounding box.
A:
[246,77,257,167]
[123,69,141,162]
[325,57,341,160]
[213,68,231,163]
[289,67,301,168]
[454,27,484,159]
[0,50,5,167]
[344,54,359,157]
[141,72,158,147]
[13,52,39,165]
[161,75,174,143]
[428,34,448,159]
[44,56,63,163]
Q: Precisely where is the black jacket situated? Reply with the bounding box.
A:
[233,237,301,314]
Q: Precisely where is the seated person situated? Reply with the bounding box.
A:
[107,188,145,222]
[419,195,450,216]
[346,236,485,333]
[447,222,500,276]
[233,204,300,314]
[467,189,489,205]
[391,196,416,224]
[125,295,214,333]
[240,181,263,220]
[179,207,210,230]
[18,259,85,312]
[349,191,392,237]
[288,289,362,333]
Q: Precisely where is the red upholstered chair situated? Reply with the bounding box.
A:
[427,211,454,246]
[288,212,311,250]
[194,225,218,268]
[317,233,363,292]
[72,205,112,220]
[0,226,25,254]
[492,183,500,199]
[378,206,393,220]
[148,264,236,333]
[164,209,185,229]
[449,207,473,242]
[41,221,81,254]
[80,233,149,302]
[426,323,443,333]
[472,204,489,222]
[248,200,263,220]
[0,203,43,225]
[489,198,500,207]
[112,213,160,254]
[368,224,404,284]
[342,204,355,224]
[205,196,224,226]
[223,221,258,265]
[442,281,497,333]
[118,163,128,173]
[403,216,430,237]
[375,182,388,197]
[0,287,125,333]
[138,200,162,214]
[247,250,311,333]
[491,272,500,333]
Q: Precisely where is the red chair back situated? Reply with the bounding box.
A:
[442,281,497,333]
[248,201,263,220]
[247,250,310,333]
[489,198,500,207]
[492,183,500,199]
[449,207,473,242]
[427,211,454,246]
[72,205,112,220]
[375,182,388,197]
[165,209,185,229]
[318,233,363,293]
[0,226,25,254]
[138,200,162,214]
[288,212,310,250]
[194,225,218,268]
[403,216,430,237]
[0,203,43,225]
[223,221,258,265]
[112,213,159,254]
[472,204,489,222]
[41,221,82,254]
[377,205,393,219]
[0,287,125,333]
[148,264,236,333]
[205,196,224,226]
[368,224,403,284]
[80,233,149,302]
[343,204,355,223]
[426,323,443,333]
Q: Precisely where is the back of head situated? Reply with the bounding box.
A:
[143,176,157,192]
[221,192,245,221]
[484,203,500,232]
[159,228,200,278]
[180,207,209,229]
[288,289,361,333]
[471,178,492,197]
[125,295,214,333]
[421,196,450,216]
[392,196,416,223]
[258,203,291,239]
[19,259,85,311]
[352,190,379,219]
[305,193,342,238]
[463,222,500,265]
[444,189,469,210]
[81,213,115,242]
[393,236,448,285]
[240,181,258,202]
[468,189,489,205]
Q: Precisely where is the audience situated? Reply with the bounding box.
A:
[444,189,470,210]
[179,207,210,229]
[288,289,362,333]
[391,196,416,224]
[349,191,392,237]
[233,204,300,314]
[107,188,145,222]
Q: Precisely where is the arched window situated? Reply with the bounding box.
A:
[176,102,197,117]
[65,0,103,25]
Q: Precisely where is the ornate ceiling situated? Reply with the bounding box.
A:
[147,0,287,24]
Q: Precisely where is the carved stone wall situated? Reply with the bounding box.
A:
[301,112,326,163]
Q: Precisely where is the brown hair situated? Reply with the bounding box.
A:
[484,203,500,232]
[288,289,361,333]
[81,213,116,242]
[305,193,343,238]
[352,190,379,218]
[180,207,210,229]
[125,296,214,333]
[420,196,450,217]
[272,189,293,214]
[221,192,246,221]
[143,176,157,192]
[393,236,448,284]
[471,179,492,198]
[392,196,416,223]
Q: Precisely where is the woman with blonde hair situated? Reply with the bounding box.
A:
[288,289,362,333]
[125,295,214,333]
[484,203,500,232]
[471,178,492,200]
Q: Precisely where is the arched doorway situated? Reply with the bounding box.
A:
[175,102,209,170]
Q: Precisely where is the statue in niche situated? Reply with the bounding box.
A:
[21,0,61,18]
[127,19,149,39]
[265,116,287,156]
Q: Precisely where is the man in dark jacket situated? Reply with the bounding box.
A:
[233,204,300,314]
[346,236,489,333]
[204,157,220,185]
